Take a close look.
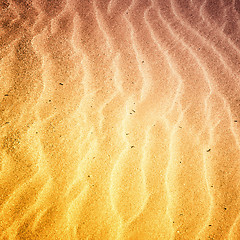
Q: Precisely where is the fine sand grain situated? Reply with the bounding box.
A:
[1,0,240,239]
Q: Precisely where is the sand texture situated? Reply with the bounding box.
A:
[1,0,240,239]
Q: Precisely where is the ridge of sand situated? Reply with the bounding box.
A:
[1,0,240,239]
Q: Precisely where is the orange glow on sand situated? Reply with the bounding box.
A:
[1,0,240,239]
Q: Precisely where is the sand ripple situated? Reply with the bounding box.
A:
[1,0,240,239]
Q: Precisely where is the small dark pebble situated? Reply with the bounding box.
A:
[179,126,182,128]
[126,133,129,135]
[207,149,211,152]
[131,146,135,148]
[88,175,90,177]
[142,61,144,63]
[224,208,227,210]
[59,83,63,85]
[234,120,237,122]
[4,94,8,96]
[209,225,212,226]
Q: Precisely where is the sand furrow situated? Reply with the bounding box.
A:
[1,0,240,239]
[144,1,184,116]
[93,0,114,53]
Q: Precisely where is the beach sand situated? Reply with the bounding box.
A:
[1,0,240,239]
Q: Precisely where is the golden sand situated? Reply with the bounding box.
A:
[1,0,240,239]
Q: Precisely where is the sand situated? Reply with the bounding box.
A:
[1,0,240,239]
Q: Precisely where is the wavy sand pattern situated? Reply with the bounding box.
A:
[1,0,240,239]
